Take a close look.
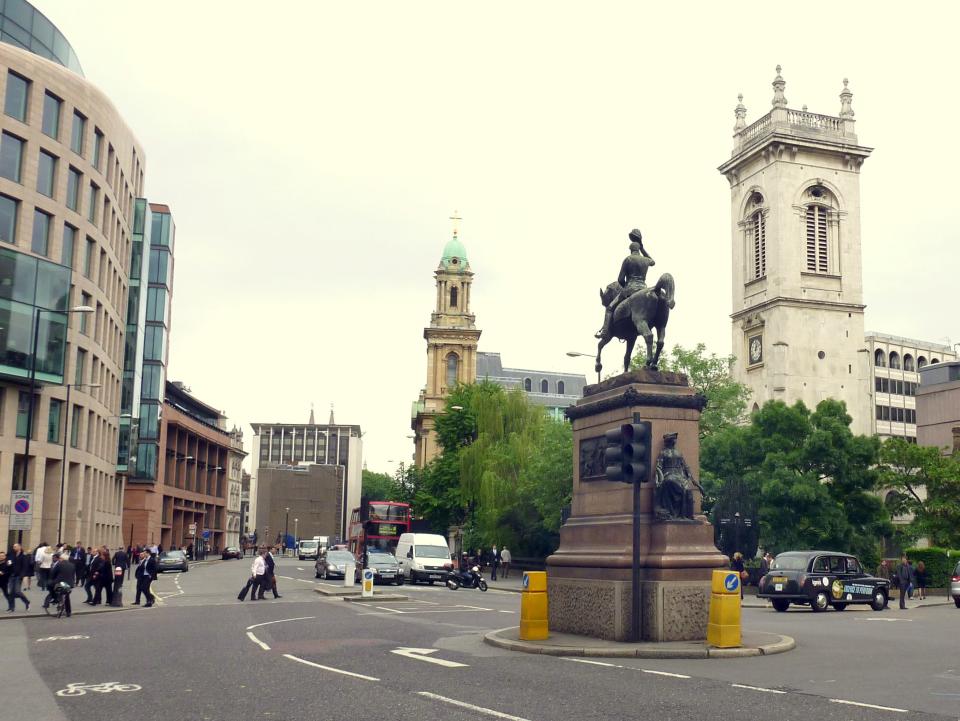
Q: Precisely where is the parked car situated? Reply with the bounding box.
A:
[757,551,889,612]
[315,549,356,580]
[157,550,189,573]
[221,547,242,560]
[356,551,403,585]
[951,561,960,608]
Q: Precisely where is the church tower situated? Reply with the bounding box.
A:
[412,220,481,467]
[718,67,873,434]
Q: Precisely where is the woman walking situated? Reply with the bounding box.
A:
[915,560,927,600]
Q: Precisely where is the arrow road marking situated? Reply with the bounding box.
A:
[391,647,468,668]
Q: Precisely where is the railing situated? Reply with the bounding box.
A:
[738,112,772,146]
[786,109,842,133]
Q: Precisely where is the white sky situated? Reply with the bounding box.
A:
[33,1,960,475]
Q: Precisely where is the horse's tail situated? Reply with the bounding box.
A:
[654,273,675,309]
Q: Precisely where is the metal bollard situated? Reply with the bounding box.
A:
[520,571,549,640]
[706,569,742,648]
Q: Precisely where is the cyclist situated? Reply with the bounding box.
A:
[44,552,75,617]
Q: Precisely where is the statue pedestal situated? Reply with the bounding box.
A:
[546,371,728,642]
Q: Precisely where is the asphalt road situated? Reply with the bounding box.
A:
[2,556,958,721]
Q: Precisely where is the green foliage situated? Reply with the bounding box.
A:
[702,398,891,568]
[361,469,399,501]
[631,343,750,439]
[878,438,960,548]
[903,547,960,588]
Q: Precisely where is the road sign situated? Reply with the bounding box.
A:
[10,490,32,530]
[201,529,211,540]
[188,523,197,536]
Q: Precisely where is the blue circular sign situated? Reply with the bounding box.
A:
[523,573,529,588]
[724,573,739,592]
[14,499,29,513]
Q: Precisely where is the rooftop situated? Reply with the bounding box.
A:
[0,0,84,75]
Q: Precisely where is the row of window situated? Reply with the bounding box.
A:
[12,387,118,459]
[874,378,918,396]
[523,377,567,394]
[747,197,837,281]
[875,405,916,424]
[873,349,940,370]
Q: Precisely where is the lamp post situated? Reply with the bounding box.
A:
[56,381,105,545]
[294,518,299,548]
[566,350,601,384]
[16,304,93,544]
[285,507,290,556]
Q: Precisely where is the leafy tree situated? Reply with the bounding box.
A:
[631,343,750,438]
[878,438,960,549]
[361,469,398,501]
[702,399,891,566]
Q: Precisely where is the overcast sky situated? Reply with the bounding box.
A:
[33,1,960,475]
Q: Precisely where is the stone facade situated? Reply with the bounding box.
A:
[254,464,345,544]
[916,361,960,454]
[225,427,246,549]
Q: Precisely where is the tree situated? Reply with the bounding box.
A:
[361,469,398,501]
[631,343,750,438]
[878,438,960,549]
[702,398,891,566]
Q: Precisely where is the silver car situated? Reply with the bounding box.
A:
[951,561,960,608]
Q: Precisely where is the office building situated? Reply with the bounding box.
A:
[254,464,345,546]
[917,360,960,454]
[476,351,585,420]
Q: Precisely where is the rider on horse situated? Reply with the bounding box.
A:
[596,229,655,339]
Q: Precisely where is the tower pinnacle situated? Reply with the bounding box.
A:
[771,65,787,107]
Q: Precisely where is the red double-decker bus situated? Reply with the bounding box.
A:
[347,500,411,560]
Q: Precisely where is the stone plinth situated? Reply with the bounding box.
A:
[546,371,727,642]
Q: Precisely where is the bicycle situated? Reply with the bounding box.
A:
[44,582,71,619]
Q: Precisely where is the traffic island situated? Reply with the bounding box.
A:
[343,594,409,603]
[484,626,795,659]
[312,587,409,602]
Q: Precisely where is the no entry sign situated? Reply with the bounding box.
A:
[10,490,32,530]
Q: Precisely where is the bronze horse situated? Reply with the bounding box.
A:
[595,274,675,374]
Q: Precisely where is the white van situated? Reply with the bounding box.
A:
[297,539,320,560]
[395,533,452,584]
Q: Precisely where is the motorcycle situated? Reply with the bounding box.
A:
[445,565,488,592]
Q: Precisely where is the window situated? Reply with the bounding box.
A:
[889,351,900,370]
[143,324,165,361]
[148,248,169,284]
[42,92,61,139]
[874,349,886,367]
[79,292,90,333]
[906,409,916,424]
[524,378,532,392]
[75,347,86,384]
[446,353,459,389]
[92,129,103,170]
[87,182,98,223]
[450,285,458,307]
[47,398,62,442]
[541,379,549,393]
[917,356,927,369]
[16,391,31,437]
[752,210,766,279]
[70,404,81,448]
[70,110,86,155]
[61,224,76,267]
[558,380,565,394]
[82,237,94,278]
[0,194,18,243]
[36,150,57,197]
[4,72,29,122]
[894,380,903,395]
[931,358,940,365]
[146,287,167,322]
[66,167,81,211]
[31,209,51,256]
[805,205,828,273]
[0,132,24,182]
[903,354,915,372]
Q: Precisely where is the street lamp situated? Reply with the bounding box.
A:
[16,304,93,544]
[285,507,290,556]
[56,382,105,545]
[566,350,601,383]
[294,518,299,547]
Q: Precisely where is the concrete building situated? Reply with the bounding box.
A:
[0,3,146,548]
[239,469,251,537]
[254,464,345,546]
[122,381,234,551]
[476,351,585,420]
[250,412,362,542]
[917,360,960,454]
[225,426,245,548]
[867,333,955,443]
[411,227,481,466]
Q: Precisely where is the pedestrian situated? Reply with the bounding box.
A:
[0,551,10,608]
[112,546,128,600]
[258,547,281,599]
[245,550,267,601]
[759,552,773,577]
[23,544,35,591]
[915,560,926,601]
[70,542,86,586]
[84,548,106,605]
[907,559,916,600]
[490,545,499,581]
[44,552,75,617]
[6,544,30,612]
[36,542,54,591]
[501,547,512,579]
[731,552,746,599]
[897,554,912,609]
[94,547,114,605]
[133,551,154,607]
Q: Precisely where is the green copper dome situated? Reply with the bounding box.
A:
[441,233,468,268]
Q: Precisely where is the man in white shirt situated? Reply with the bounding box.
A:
[239,550,267,602]
[34,542,53,592]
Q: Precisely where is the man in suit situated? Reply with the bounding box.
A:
[258,546,281,599]
[6,544,29,612]
[44,552,76,617]
[134,551,157,607]
[111,546,129,598]
[70,542,86,586]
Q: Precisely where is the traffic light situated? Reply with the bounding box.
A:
[604,422,653,484]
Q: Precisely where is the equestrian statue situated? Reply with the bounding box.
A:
[595,229,675,374]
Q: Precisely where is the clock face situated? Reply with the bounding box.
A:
[749,336,762,364]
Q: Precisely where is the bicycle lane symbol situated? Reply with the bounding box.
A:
[56,682,142,697]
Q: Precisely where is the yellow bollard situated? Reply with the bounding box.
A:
[707,569,742,648]
[520,571,549,640]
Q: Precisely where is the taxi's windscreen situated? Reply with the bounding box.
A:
[771,555,807,571]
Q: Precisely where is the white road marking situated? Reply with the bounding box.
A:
[36,635,89,642]
[829,699,908,713]
[56,682,141,697]
[278,575,318,585]
[416,691,532,721]
[856,618,913,622]
[246,616,315,630]
[641,669,691,679]
[566,659,621,668]
[731,683,786,694]
[565,661,688,679]
[391,647,469,668]
[297,567,305,571]
[283,653,379,681]
[246,632,270,651]
[375,605,405,614]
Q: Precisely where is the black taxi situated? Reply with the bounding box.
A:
[757,551,890,613]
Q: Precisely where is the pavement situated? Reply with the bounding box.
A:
[3,556,959,721]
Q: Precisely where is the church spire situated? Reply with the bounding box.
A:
[308,403,315,425]
[328,403,335,426]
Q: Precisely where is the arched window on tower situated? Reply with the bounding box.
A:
[803,185,838,274]
[450,286,458,308]
[889,351,901,370]
[874,349,886,367]
[557,380,565,395]
[917,356,928,369]
[540,379,549,393]
[524,378,532,392]
[903,354,915,372]
[931,358,940,365]
[744,192,766,281]
[446,353,459,390]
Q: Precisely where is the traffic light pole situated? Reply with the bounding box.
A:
[631,460,641,642]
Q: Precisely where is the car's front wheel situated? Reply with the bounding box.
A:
[771,599,790,612]
[871,590,888,611]
[811,591,830,612]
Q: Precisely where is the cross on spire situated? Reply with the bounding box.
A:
[449,210,462,238]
